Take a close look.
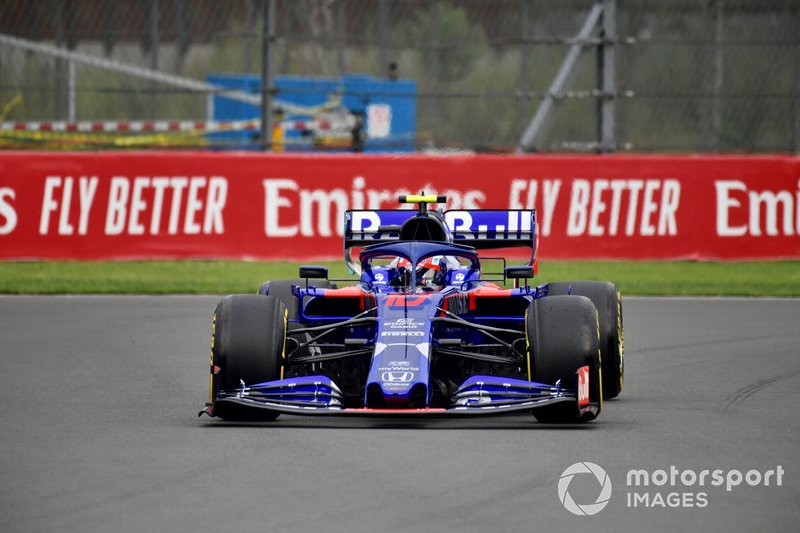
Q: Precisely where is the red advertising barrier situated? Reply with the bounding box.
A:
[1,151,798,260]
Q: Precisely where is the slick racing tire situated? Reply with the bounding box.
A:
[210,295,287,421]
[547,281,624,399]
[257,279,337,317]
[526,295,602,423]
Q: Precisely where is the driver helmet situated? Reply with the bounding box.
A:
[389,256,461,288]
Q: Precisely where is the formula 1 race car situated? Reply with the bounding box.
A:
[200,195,623,423]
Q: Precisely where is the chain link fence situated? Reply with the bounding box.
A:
[0,0,797,152]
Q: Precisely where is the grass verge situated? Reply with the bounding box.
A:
[0,260,798,296]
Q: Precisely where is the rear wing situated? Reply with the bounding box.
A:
[343,208,538,271]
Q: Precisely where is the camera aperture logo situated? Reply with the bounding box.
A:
[558,462,612,516]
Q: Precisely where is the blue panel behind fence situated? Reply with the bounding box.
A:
[207,74,416,152]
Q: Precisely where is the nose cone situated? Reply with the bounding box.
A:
[366,344,431,407]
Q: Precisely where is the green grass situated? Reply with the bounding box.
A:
[1,260,799,296]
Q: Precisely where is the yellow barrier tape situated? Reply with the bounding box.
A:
[0,119,265,149]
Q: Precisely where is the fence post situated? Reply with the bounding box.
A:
[517,0,532,138]
[175,0,188,73]
[599,0,616,152]
[794,7,800,152]
[712,0,724,149]
[68,60,76,122]
[426,0,439,147]
[205,93,214,122]
[149,0,160,119]
[703,0,724,150]
[260,0,275,151]
[244,0,255,73]
[337,0,346,75]
[54,0,65,120]
[378,0,388,75]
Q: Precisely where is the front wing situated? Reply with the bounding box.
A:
[200,375,597,418]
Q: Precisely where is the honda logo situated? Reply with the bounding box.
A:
[381,371,414,382]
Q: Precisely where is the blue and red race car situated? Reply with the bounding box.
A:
[201,195,623,423]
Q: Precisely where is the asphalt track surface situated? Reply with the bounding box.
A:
[1,295,798,533]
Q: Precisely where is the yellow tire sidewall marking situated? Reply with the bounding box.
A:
[280,307,288,380]
[209,311,217,403]
[524,309,532,381]
[596,308,603,410]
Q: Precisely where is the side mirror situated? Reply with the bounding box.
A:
[505,266,534,279]
[299,265,328,279]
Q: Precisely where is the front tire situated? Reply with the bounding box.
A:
[526,295,602,423]
[210,295,287,421]
[547,281,624,399]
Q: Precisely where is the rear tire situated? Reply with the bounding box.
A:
[526,295,602,423]
[210,295,287,421]
[547,281,624,399]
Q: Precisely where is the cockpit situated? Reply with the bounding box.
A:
[359,242,482,293]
